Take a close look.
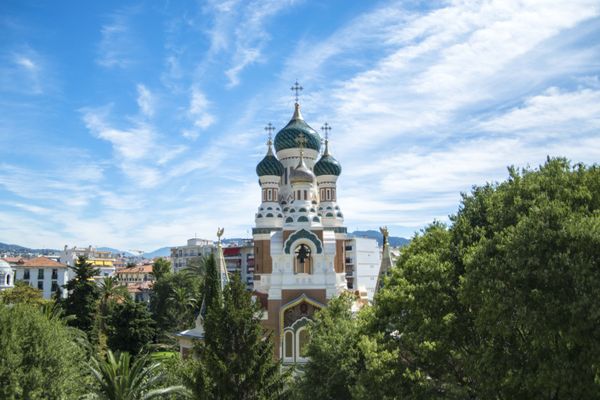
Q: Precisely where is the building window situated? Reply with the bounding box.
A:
[24,270,30,280]
[326,188,331,201]
[51,281,59,292]
[297,328,310,359]
[38,269,44,279]
[37,281,44,290]
[284,330,294,360]
[267,189,272,201]
[263,189,267,202]
[294,244,312,274]
[6,274,10,286]
[51,269,58,279]
[303,190,307,200]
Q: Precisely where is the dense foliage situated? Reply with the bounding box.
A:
[189,274,288,400]
[63,255,101,336]
[88,350,187,400]
[0,280,49,306]
[150,267,202,335]
[299,158,600,399]
[106,300,156,355]
[0,304,89,399]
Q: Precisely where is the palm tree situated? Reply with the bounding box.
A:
[98,276,130,328]
[168,287,197,329]
[181,255,208,277]
[87,350,188,400]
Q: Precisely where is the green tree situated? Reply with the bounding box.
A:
[151,258,172,281]
[0,303,89,399]
[189,274,288,400]
[296,292,363,400]
[87,350,188,400]
[168,286,198,330]
[98,276,129,321]
[63,256,101,336]
[454,158,600,398]
[355,222,472,400]
[150,272,202,337]
[0,280,48,306]
[106,299,156,355]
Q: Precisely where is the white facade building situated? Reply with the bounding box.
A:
[171,238,213,272]
[345,237,381,301]
[11,257,71,299]
[60,245,116,278]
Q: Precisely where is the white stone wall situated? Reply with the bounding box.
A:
[13,267,71,299]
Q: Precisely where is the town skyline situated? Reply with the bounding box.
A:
[1,0,600,249]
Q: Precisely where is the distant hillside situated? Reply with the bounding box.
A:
[0,242,58,254]
[97,247,137,257]
[142,247,172,259]
[349,230,409,247]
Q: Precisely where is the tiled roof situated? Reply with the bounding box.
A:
[20,257,67,268]
[1,257,24,264]
[116,264,153,274]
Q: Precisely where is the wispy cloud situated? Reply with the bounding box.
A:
[0,47,46,95]
[204,0,301,87]
[188,87,216,129]
[136,84,155,117]
[96,10,137,68]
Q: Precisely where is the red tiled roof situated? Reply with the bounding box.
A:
[116,264,154,274]
[20,257,67,268]
[2,257,24,264]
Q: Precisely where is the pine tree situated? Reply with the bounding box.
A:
[190,274,288,400]
[63,255,101,336]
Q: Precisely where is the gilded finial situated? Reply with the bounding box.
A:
[217,227,224,242]
[296,132,307,161]
[321,122,331,155]
[379,226,389,246]
[264,122,275,146]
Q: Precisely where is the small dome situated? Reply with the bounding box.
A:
[274,104,321,152]
[0,259,11,271]
[256,144,284,177]
[290,156,315,184]
[314,140,342,176]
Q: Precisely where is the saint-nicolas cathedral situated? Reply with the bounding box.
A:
[252,84,348,364]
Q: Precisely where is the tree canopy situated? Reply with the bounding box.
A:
[298,158,600,400]
[0,303,89,399]
[63,255,101,336]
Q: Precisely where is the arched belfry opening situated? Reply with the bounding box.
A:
[294,243,312,274]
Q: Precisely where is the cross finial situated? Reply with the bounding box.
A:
[290,80,303,103]
[296,132,307,150]
[321,122,331,141]
[264,122,275,144]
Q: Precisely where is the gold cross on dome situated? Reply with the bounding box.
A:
[264,122,275,143]
[321,122,331,141]
[296,132,307,150]
[290,80,303,103]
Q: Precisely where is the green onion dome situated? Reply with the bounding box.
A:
[274,103,321,152]
[256,144,284,177]
[314,141,342,176]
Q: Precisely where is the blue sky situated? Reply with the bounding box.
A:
[1,0,599,251]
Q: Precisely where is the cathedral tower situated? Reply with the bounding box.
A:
[253,87,348,363]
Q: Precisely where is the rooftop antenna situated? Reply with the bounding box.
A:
[291,80,303,104]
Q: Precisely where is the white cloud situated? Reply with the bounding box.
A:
[479,87,600,134]
[189,87,216,129]
[204,0,301,87]
[96,11,136,68]
[136,84,154,117]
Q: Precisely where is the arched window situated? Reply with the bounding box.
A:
[6,274,10,286]
[297,328,310,360]
[284,330,294,361]
[294,244,312,274]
